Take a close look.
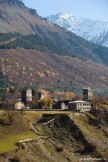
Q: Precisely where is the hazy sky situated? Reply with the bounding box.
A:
[22,0,108,20]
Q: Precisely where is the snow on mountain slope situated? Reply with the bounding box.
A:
[47,13,108,47]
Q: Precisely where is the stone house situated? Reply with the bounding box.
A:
[15,101,25,110]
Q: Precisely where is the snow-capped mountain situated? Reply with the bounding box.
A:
[47,13,108,47]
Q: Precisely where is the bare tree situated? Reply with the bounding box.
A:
[4,89,21,125]
[5,100,16,125]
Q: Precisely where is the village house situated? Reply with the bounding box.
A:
[68,100,91,112]
[15,100,25,110]
[53,100,69,110]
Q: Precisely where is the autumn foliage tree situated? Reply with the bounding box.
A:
[53,91,74,100]
[39,98,53,109]
[91,96,108,109]
[37,88,53,109]
[37,88,48,99]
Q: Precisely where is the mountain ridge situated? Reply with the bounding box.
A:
[0,0,26,8]
[47,12,108,47]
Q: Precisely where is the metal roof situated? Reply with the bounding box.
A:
[69,100,90,103]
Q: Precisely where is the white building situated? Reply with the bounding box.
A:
[68,100,91,112]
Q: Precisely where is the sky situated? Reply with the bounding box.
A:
[22,0,108,20]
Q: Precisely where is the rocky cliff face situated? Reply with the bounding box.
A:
[0,0,46,34]
[0,0,25,7]
[0,112,108,162]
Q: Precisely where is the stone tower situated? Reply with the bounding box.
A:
[21,89,32,105]
[38,92,44,100]
[83,87,93,101]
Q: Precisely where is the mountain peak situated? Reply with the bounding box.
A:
[47,12,108,47]
[0,0,25,8]
[47,12,77,20]
[59,12,76,18]
[47,12,78,31]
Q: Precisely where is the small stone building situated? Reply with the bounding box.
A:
[15,101,25,110]
[53,100,69,110]
[68,100,91,112]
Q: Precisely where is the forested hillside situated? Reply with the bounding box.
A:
[1,49,108,91]
[1,33,108,66]
[1,0,108,91]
